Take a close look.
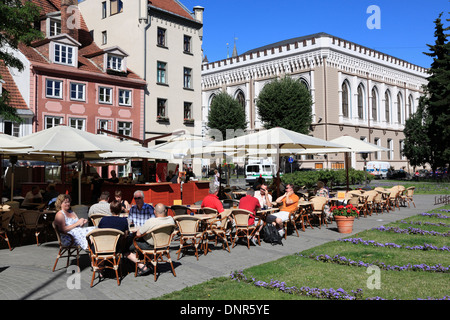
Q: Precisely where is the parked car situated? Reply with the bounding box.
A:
[387,169,410,180]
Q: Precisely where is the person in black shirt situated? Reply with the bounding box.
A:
[98,200,129,233]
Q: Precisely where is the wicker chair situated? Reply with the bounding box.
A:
[363,190,378,217]
[0,206,14,250]
[89,213,109,227]
[231,209,257,249]
[199,207,219,215]
[401,186,416,208]
[21,210,45,246]
[52,221,81,272]
[210,213,233,252]
[133,224,177,281]
[309,197,328,228]
[283,205,312,238]
[170,205,192,216]
[174,215,204,260]
[86,228,124,287]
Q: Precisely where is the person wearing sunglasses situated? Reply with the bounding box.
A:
[269,183,299,236]
[128,190,155,227]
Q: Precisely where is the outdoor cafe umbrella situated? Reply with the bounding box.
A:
[203,127,344,170]
[15,125,143,204]
[201,127,344,188]
[297,135,389,190]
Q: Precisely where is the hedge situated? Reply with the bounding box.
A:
[281,169,374,189]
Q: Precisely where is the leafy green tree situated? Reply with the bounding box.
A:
[0,0,43,122]
[256,76,313,134]
[403,12,450,171]
[207,91,247,140]
[402,97,432,168]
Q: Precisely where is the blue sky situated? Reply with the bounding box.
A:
[181,0,449,68]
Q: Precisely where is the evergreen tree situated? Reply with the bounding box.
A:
[403,12,450,171]
[256,76,313,134]
[207,91,247,140]
[0,0,43,122]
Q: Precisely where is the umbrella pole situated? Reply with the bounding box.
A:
[78,160,82,205]
[345,152,350,191]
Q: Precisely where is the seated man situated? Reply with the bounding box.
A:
[125,203,175,276]
[128,190,155,227]
[254,183,272,209]
[238,188,261,245]
[268,184,299,236]
[22,186,43,208]
[201,185,224,214]
[88,191,111,217]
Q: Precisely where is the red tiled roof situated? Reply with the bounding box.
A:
[0,62,29,110]
[149,0,194,21]
[22,0,143,81]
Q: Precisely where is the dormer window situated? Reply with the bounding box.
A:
[107,54,123,72]
[49,35,80,67]
[49,18,61,36]
[54,43,74,66]
[103,46,128,75]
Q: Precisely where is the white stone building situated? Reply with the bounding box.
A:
[201,32,428,172]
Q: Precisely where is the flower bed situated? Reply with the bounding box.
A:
[338,237,450,251]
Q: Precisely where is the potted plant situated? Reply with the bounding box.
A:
[331,204,359,233]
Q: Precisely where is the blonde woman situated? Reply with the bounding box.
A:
[53,194,94,250]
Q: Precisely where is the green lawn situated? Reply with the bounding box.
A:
[155,205,450,301]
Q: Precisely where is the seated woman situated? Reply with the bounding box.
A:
[98,200,129,233]
[114,190,131,214]
[53,194,94,251]
[315,181,329,198]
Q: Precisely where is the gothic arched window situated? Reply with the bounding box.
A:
[371,87,378,121]
[341,81,350,118]
[357,84,364,120]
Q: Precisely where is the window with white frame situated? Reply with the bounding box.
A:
[53,43,75,66]
[69,117,86,130]
[110,0,123,15]
[46,79,63,98]
[387,138,393,160]
[70,82,85,101]
[184,102,192,119]
[4,121,20,137]
[118,121,132,136]
[183,67,192,89]
[102,1,107,18]
[157,61,167,84]
[183,35,191,53]
[374,138,380,160]
[98,119,111,134]
[157,98,167,118]
[99,86,112,104]
[107,54,123,72]
[49,18,61,37]
[157,27,166,47]
[102,31,107,45]
[45,116,63,129]
[118,89,131,106]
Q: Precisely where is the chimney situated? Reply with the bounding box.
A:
[60,0,79,41]
[193,6,204,24]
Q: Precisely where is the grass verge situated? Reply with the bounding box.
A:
[155,205,450,300]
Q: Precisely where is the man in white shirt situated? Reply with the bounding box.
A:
[88,191,111,217]
[254,184,272,209]
[22,186,43,208]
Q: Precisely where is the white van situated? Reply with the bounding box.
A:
[366,161,390,179]
[245,163,277,185]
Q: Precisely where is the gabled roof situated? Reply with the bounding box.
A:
[148,0,195,21]
[22,0,143,81]
[0,61,29,110]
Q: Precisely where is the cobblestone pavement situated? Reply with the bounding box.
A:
[0,194,439,300]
